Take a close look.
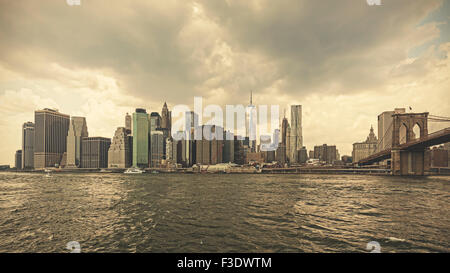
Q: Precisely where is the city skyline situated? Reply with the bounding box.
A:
[1,0,450,165]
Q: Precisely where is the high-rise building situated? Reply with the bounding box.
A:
[377,108,405,151]
[286,125,291,162]
[150,131,164,168]
[81,137,111,169]
[352,126,378,163]
[22,122,35,169]
[132,108,150,168]
[161,102,171,135]
[289,105,302,163]
[275,144,286,164]
[246,91,257,152]
[166,138,176,163]
[223,131,234,163]
[108,127,132,168]
[125,113,132,134]
[15,150,22,170]
[281,112,289,146]
[150,112,161,132]
[66,117,88,168]
[34,108,70,169]
[233,136,246,165]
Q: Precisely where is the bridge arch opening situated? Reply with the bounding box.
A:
[412,123,421,140]
[399,123,407,144]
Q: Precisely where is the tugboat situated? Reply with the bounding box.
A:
[124,167,145,174]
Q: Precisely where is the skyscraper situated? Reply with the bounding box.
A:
[223,131,234,163]
[22,122,35,169]
[66,117,88,168]
[289,105,302,163]
[161,102,171,135]
[150,112,162,132]
[150,131,164,167]
[286,124,291,162]
[15,150,22,170]
[108,127,132,168]
[132,108,150,168]
[246,91,257,152]
[281,111,289,146]
[34,108,70,169]
[125,113,132,133]
[80,137,111,169]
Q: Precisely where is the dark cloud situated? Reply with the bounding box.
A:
[0,0,444,105]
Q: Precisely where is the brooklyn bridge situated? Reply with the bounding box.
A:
[358,112,450,176]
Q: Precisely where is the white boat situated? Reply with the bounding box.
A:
[124,168,145,174]
[44,168,52,177]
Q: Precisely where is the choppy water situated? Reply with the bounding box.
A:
[0,172,449,253]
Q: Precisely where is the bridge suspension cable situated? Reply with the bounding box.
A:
[372,121,393,153]
[428,114,450,122]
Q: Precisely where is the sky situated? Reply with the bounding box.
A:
[1,0,450,165]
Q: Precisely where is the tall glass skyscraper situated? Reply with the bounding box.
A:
[132,108,150,168]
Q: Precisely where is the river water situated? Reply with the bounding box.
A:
[0,172,448,253]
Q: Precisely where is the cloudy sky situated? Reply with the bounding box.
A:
[1,0,450,165]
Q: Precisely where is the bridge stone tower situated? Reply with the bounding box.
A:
[391,112,430,175]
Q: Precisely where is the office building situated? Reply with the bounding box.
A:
[66,117,88,168]
[15,150,22,170]
[289,105,302,163]
[281,112,289,146]
[246,91,257,152]
[161,102,171,135]
[276,144,286,164]
[81,137,111,169]
[150,131,164,167]
[352,126,378,163]
[34,108,70,169]
[223,131,234,163]
[150,112,161,132]
[22,122,35,169]
[108,127,132,168]
[132,108,150,168]
[125,113,132,133]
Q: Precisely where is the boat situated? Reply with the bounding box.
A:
[44,168,52,177]
[124,167,145,174]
